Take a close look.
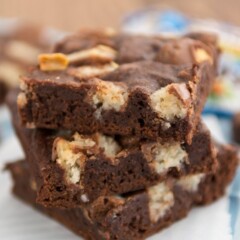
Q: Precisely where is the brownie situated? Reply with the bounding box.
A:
[18,30,219,143]
[7,144,238,240]
[8,90,217,208]
[232,112,240,143]
[0,23,50,104]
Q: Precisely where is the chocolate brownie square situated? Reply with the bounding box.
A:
[8,90,217,208]
[7,143,238,240]
[18,30,219,143]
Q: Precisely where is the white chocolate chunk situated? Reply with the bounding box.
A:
[97,134,121,158]
[53,137,86,184]
[151,142,188,174]
[148,182,174,222]
[92,80,128,113]
[177,173,205,192]
[68,62,118,79]
[72,132,96,148]
[150,83,191,121]
[17,92,28,108]
[194,48,213,64]
[19,78,28,91]
[68,45,117,64]
[81,194,89,203]
[53,132,122,184]
[53,133,96,184]
[161,121,171,130]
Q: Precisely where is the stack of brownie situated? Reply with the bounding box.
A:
[6,29,239,240]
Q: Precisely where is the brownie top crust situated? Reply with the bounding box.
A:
[53,30,217,65]
[24,61,200,94]
[29,30,216,82]
[21,31,217,119]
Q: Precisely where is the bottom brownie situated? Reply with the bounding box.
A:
[7,143,238,240]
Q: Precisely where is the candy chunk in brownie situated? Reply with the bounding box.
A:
[7,143,238,240]
[9,90,217,207]
[232,112,240,143]
[18,57,214,143]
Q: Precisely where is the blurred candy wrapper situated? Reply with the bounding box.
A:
[123,9,240,119]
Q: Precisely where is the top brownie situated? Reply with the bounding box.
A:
[18,30,219,143]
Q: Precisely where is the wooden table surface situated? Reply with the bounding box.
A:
[0,0,239,31]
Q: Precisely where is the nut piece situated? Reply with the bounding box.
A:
[92,80,128,114]
[148,182,174,223]
[150,83,191,121]
[194,48,213,64]
[68,62,118,79]
[68,45,117,64]
[38,53,69,71]
[177,173,205,192]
